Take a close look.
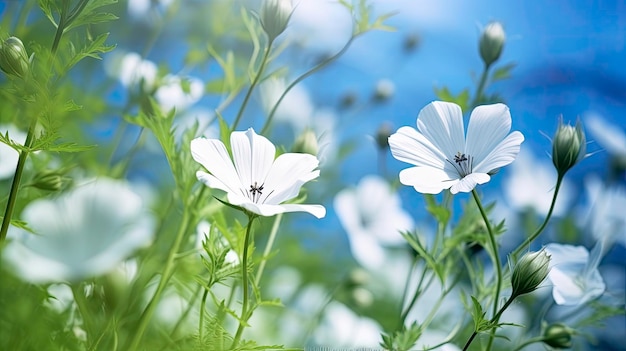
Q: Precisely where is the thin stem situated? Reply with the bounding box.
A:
[231,216,256,348]
[126,209,192,351]
[260,35,358,135]
[231,39,274,131]
[198,288,209,344]
[511,336,545,351]
[511,175,563,260]
[71,283,95,346]
[471,62,491,108]
[462,296,515,351]
[471,189,501,351]
[254,213,282,286]
[0,118,37,242]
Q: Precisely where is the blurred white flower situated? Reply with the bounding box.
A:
[586,113,626,158]
[373,78,395,101]
[3,178,155,283]
[503,148,573,216]
[0,124,26,179]
[155,75,204,112]
[191,128,325,218]
[334,175,414,270]
[127,0,174,22]
[389,101,524,194]
[286,0,352,53]
[104,51,157,91]
[259,76,314,132]
[172,108,218,143]
[545,243,606,306]
[313,301,382,348]
[585,176,626,247]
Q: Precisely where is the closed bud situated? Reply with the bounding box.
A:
[260,0,293,42]
[30,170,64,192]
[543,323,574,349]
[0,36,30,79]
[552,118,586,176]
[376,122,392,150]
[510,249,551,298]
[292,129,318,155]
[479,22,505,66]
[373,79,395,102]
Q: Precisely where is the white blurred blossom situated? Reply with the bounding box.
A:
[334,175,414,270]
[155,75,204,112]
[105,51,157,91]
[503,148,573,216]
[545,243,606,306]
[127,0,174,22]
[586,113,626,158]
[584,176,626,248]
[313,301,382,348]
[0,124,26,179]
[3,178,155,283]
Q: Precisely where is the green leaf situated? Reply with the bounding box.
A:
[491,62,516,82]
[401,230,445,284]
[433,86,470,111]
[37,0,58,27]
[64,32,116,72]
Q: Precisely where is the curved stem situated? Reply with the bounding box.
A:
[254,213,282,286]
[0,118,37,242]
[127,209,191,351]
[231,216,256,348]
[198,288,209,344]
[511,175,563,260]
[462,296,515,351]
[511,336,545,351]
[471,62,491,108]
[260,35,359,135]
[231,39,274,131]
[471,190,501,351]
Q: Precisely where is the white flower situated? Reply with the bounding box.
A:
[313,301,383,348]
[0,124,26,179]
[3,178,154,283]
[586,113,626,158]
[334,175,414,269]
[104,51,157,91]
[155,75,204,112]
[191,128,325,218]
[389,101,524,194]
[584,176,626,248]
[503,148,573,216]
[544,243,606,306]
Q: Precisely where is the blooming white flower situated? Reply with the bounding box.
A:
[586,113,626,159]
[155,74,204,112]
[389,101,524,194]
[3,178,154,283]
[191,128,325,218]
[334,175,414,270]
[104,51,157,91]
[544,243,606,306]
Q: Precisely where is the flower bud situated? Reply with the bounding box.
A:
[260,0,293,42]
[552,118,586,176]
[543,323,574,349]
[479,22,505,66]
[510,249,551,297]
[29,170,65,192]
[292,129,318,155]
[376,122,392,150]
[0,36,30,79]
[373,79,395,102]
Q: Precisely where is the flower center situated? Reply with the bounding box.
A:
[447,152,473,177]
[249,181,265,203]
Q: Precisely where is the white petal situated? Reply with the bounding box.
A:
[465,103,512,164]
[191,137,243,195]
[389,126,447,169]
[449,172,490,194]
[416,101,466,159]
[196,171,242,196]
[262,152,320,204]
[473,131,524,173]
[231,128,275,189]
[398,166,457,194]
[241,202,326,218]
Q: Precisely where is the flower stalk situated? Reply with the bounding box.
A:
[231,215,257,348]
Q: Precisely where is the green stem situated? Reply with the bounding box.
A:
[198,288,209,344]
[254,213,282,286]
[511,336,545,351]
[231,39,274,131]
[471,62,491,108]
[462,295,515,351]
[471,189,501,351]
[0,118,37,242]
[71,283,95,346]
[511,175,563,260]
[260,35,358,135]
[231,216,256,348]
[127,209,192,351]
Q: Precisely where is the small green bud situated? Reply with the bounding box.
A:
[260,0,293,42]
[479,22,505,66]
[543,323,574,349]
[0,36,30,79]
[292,129,319,155]
[30,170,64,192]
[510,249,551,297]
[552,118,586,176]
[376,122,392,150]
